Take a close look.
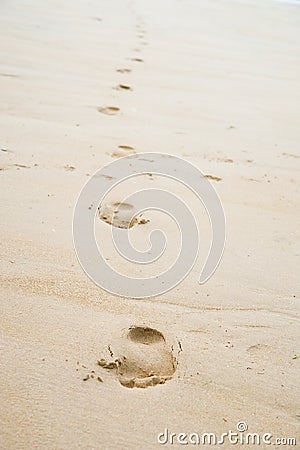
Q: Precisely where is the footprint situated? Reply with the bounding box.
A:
[0,164,31,171]
[63,164,76,171]
[98,201,147,228]
[98,327,176,389]
[247,343,269,355]
[112,145,136,158]
[98,106,120,115]
[1,147,14,153]
[282,152,300,159]
[0,72,19,78]
[114,84,132,91]
[95,174,115,180]
[131,57,144,63]
[215,157,234,163]
[205,174,222,182]
[116,68,132,74]
[247,344,270,371]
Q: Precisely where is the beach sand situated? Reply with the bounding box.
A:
[0,0,299,448]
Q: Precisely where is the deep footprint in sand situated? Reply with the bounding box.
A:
[112,145,136,158]
[98,106,120,115]
[98,327,176,388]
[98,201,148,228]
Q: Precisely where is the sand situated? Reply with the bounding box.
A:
[0,0,299,448]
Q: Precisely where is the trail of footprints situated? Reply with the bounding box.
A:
[88,17,223,390]
[97,15,148,159]
[94,19,176,389]
[96,15,150,231]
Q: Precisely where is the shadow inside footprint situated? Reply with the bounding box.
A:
[114,84,132,91]
[98,327,177,389]
[128,326,165,344]
[98,106,120,115]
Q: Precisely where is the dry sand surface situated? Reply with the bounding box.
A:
[1,0,300,448]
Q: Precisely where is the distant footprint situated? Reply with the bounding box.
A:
[0,164,30,171]
[0,72,19,78]
[114,84,132,91]
[98,106,120,115]
[205,174,222,182]
[98,327,176,388]
[282,152,300,159]
[131,57,144,63]
[98,201,148,228]
[116,68,132,74]
[63,164,76,171]
[112,145,136,158]
[247,343,269,356]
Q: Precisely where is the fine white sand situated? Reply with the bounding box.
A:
[0,0,299,448]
